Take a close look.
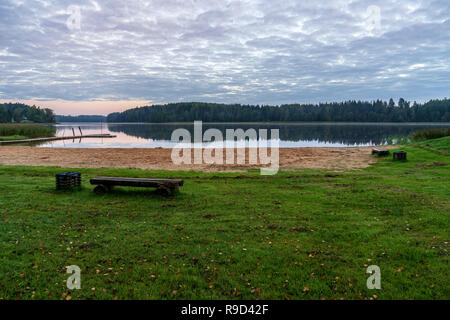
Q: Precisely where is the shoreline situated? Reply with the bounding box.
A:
[0,146,392,171]
[56,121,450,125]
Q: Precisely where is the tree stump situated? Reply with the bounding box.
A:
[56,172,81,190]
[393,151,407,161]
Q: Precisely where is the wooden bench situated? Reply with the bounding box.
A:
[372,148,390,156]
[90,177,184,196]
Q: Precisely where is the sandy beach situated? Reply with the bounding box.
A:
[0,146,388,171]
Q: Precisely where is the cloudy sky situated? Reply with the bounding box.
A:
[0,0,449,115]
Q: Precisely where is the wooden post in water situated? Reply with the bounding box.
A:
[72,128,75,136]
[79,126,83,135]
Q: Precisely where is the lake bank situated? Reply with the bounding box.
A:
[0,146,388,171]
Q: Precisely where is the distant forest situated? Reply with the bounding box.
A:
[55,115,106,122]
[107,98,450,123]
[0,103,55,123]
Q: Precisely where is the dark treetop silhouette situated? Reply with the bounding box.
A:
[107,98,450,123]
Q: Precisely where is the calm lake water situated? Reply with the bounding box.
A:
[36,122,450,148]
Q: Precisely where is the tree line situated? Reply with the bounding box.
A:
[0,103,55,123]
[106,98,450,123]
[55,115,106,122]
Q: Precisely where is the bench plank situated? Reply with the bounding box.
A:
[90,177,183,189]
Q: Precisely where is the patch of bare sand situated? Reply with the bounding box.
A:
[0,146,392,171]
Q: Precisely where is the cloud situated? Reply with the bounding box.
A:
[0,0,449,110]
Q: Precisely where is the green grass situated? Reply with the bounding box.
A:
[0,138,449,300]
[411,128,450,142]
[414,136,450,154]
[0,124,55,140]
[0,135,28,141]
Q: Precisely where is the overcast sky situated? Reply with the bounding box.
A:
[0,0,449,115]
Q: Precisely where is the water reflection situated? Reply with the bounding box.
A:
[36,122,450,148]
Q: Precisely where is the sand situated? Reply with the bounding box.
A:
[0,146,389,171]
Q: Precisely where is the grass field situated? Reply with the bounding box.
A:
[0,135,28,141]
[0,124,55,140]
[415,136,450,154]
[0,138,448,300]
